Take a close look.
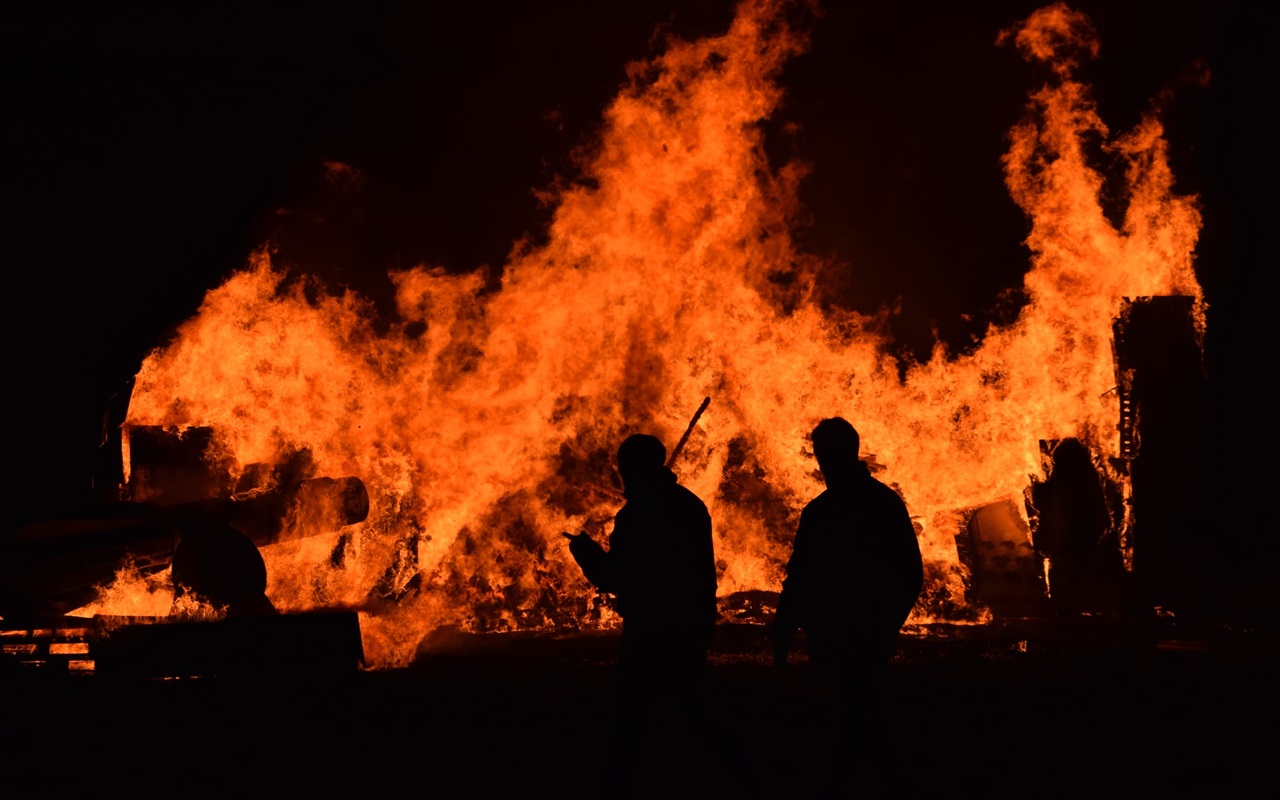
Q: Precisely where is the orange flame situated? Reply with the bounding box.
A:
[109,0,1201,668]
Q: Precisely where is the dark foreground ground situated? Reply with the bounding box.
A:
[4,614,1276,798]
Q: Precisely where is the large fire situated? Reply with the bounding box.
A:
[92,1,1202,667]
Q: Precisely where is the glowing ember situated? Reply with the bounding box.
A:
[98,1,1201,668]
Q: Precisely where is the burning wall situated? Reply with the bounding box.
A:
[99,1,1202,667]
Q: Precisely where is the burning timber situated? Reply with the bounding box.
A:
[1,610,365,678]
[0,474,369,621]
[1,425,369,675]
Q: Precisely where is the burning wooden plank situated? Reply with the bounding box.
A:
[0,425,369,622]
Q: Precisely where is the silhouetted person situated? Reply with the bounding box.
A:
[774,417,923,790]
[1031,438,1124,612]
[565,433,717,793]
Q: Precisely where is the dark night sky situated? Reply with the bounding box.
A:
[7,1,1267,509]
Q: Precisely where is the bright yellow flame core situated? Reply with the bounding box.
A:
[117,1,1202,667]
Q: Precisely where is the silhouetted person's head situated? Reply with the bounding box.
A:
[811,417,861,485]
[617,434,668,492]
[1050,438,1091,473]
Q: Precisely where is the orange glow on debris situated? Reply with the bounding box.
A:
[99,1,1202,667]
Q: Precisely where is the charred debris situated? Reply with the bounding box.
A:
[1,294,1256,678]
[2,423,369,678]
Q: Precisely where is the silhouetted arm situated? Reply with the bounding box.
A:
[884,495,924,625]
[773,604,799,667]
[774,506,815,666]
[566,533,619,593]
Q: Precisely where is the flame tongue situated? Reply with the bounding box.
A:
[116,1,1202,668]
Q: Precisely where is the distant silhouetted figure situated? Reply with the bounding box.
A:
[774,417,923,789]
[565,433,717,794]
[1031,438,1125,613]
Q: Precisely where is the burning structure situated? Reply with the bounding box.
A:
[0,423,370,674]
[5,1,1226,672]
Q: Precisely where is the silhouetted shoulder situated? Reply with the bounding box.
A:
[673,483,711,517]
[869,477,912,512]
